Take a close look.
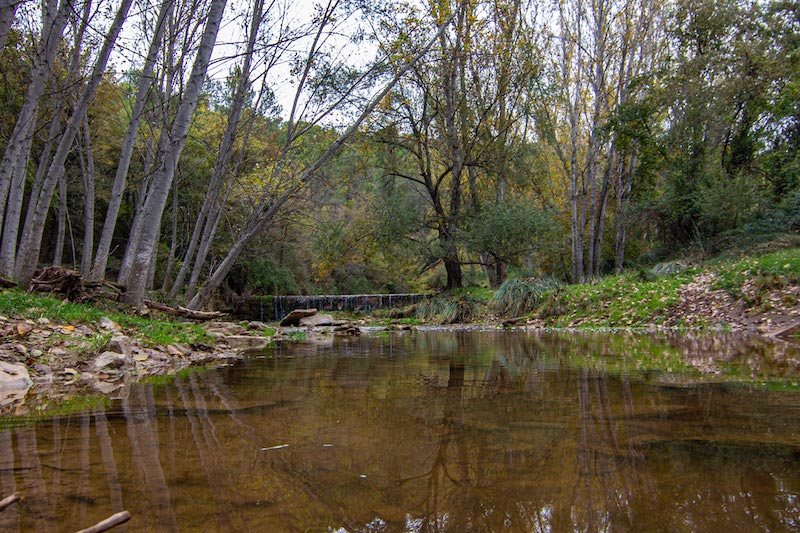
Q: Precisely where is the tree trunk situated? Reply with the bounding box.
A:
[170,0,263,299]
[90,0,173,281]
[0,0,70,266]
[80,115,95,276]
[52,173,66,266]
[160,177,179,292]
[0,0,18,51]
[14,0,135,286]
[123,0,228,306]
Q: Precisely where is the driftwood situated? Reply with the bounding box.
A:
[76,510,131,533]
[28,266,124,302]
[0,492,20,512]
[143,299,223,320]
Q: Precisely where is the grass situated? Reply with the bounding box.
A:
[415,287,490,324]
[536,270,697,328]
[710,247,800,299]
[0,289,215,347]
[492,277,563,317]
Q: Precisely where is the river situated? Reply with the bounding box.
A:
[1,330,799,531]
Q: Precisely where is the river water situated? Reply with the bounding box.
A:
[1,330,799,532]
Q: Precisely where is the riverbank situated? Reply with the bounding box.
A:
[1,245,798,416]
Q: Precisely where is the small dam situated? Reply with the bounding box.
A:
[239,293,430,322]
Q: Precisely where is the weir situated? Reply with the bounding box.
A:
[241,293,430,322]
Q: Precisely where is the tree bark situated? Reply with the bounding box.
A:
[89,0,173,281]
[0,0,70,270]
[14,0,135,286]
[123,0,228,306]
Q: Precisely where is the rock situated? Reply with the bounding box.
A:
[223,335,273,351]
[0,361,33,390]
[205,322,248,335]
[166,344,189,356]
[133,352,149,362]
[30,349,43,358]
[247,321,270,330]
[13,344,27,355]
[108,335,133,356]
[92,351,131,371]
[36,317,50,325]
[333,324,361,336]
[49,347,67,357]
[299,313,336,327]
[279,309,318,327]
[98,317,121,332]
[15,323,33,337]
[33,364,53,376]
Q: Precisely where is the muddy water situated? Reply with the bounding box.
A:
[1,330,799,532]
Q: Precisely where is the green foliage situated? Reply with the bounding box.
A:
[415,292,486,324]
[246,259,300,295]
[491,277,563,317]
[467,201,555,263]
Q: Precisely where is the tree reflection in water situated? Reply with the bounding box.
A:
[0,330,798,531]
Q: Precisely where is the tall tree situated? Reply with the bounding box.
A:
[121,0,227,306]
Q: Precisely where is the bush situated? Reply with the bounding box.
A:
[491,277,563,317]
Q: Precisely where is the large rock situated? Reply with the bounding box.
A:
[279,308,318,327]
[0,361,32,390]
[92,351,131,371]
[0,361,32,407]
[299,313,336,327]
[205,322,247,335]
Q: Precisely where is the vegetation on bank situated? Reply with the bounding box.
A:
[0,290,217,349]
[394,246,800,332]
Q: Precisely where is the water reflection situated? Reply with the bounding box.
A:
[1,331,799,532]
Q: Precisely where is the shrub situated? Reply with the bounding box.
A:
[491,277,564,317]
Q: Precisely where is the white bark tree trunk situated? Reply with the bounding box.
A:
[13,0,135,285]
[89,0,173,280]
[123,0,228,306]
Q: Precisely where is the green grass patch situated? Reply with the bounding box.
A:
[0,289,214,348]
[711,247,800,298]
[537,270,697,328]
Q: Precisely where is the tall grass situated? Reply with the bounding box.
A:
[491,277,564,317]
[415,295,484,324]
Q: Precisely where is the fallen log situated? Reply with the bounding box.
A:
[76,510,131,533]
[0,275,16,288]
[0,492,20,512]
[144,299,224,320]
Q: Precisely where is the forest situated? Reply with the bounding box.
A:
[0,0,797,311]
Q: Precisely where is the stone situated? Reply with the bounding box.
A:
[333,324,361,336]
[15,323,33,337]
[166,344,189,356]
[247,321,270,330]
[223,335,273,351]
[0,361,33,390]
[279,309,318,327]
[299,314,336,327]
[108,335,133,356]
[36,317,50,325]
[30,349,43,358]
[49,347,67,356]
[92,351,131,371]
[205,322,247,335]
[98,317,121,332]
